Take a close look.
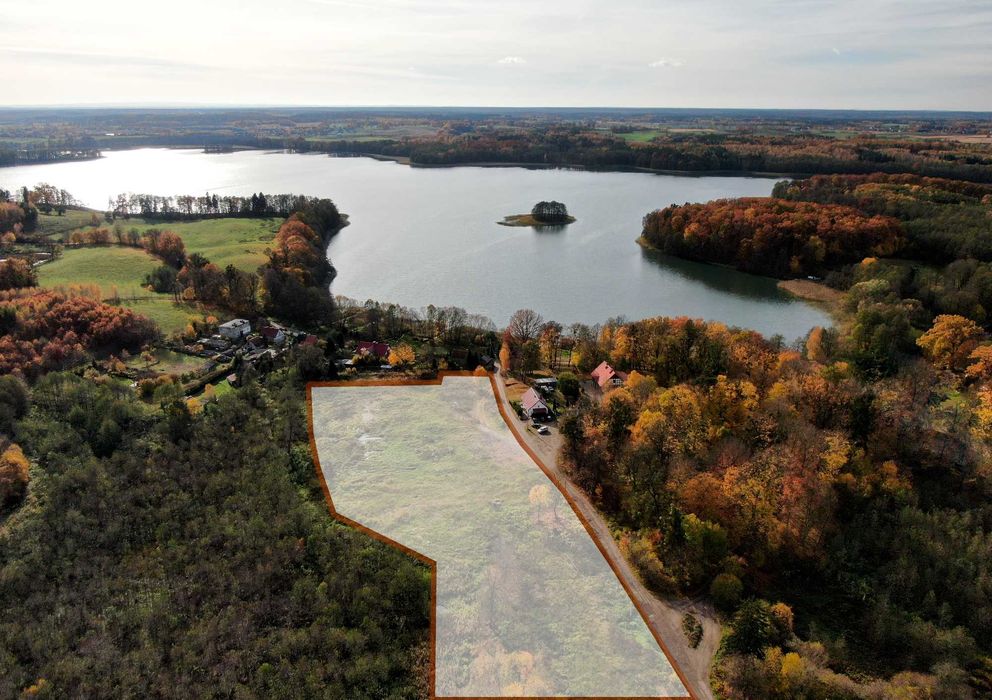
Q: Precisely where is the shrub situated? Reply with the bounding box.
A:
[710,572,743,611]
[0,442,29,511]
[682,613,704,648]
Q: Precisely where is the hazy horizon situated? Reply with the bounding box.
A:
[4,0,991,111]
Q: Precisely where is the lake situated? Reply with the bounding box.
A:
[0,148,830,339]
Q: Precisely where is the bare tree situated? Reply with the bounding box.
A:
[507,308,544,344]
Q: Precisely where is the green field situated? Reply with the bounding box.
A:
[36,209,101,238]
[137,217,280,272]
[38,247,204,334]
[39,246,159,295]
[617,130,664,143]
[44,215,280,274]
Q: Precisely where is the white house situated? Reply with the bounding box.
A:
[218,318,251,340]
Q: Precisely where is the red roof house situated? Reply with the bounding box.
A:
[356,340,391,359]
[520,387,550,418]
[259,326,286,345]
[590,360,628,390]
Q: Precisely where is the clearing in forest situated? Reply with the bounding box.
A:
[309,374,690,698]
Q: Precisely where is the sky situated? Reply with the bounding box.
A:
[2,0,991,110]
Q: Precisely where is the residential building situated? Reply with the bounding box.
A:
[520,387,551,419]
[218,318,251,340]
[590,360,628,390]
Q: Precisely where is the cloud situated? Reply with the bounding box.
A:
[831,47,842,55]
[497,56,526,65]
[648,57,684,68]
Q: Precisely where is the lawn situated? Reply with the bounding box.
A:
[38,247,205,335]
[126,348,208,376]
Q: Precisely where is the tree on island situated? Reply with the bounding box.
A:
[531,201,570,224]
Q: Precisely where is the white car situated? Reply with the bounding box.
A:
[537,426,551,435]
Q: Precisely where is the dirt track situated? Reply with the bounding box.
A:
[492,372,719,700]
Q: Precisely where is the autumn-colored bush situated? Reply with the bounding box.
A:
[0,258,37,291]
[0,441,29,511]
[641,198,904,277]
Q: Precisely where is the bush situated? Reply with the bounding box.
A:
[682,613,704,648]
[0,442,29,512]
[626,534,677,594]
[710,572,743,611]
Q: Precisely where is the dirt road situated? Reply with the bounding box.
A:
[492,372,719,700]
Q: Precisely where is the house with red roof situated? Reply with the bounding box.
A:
[356,340,391,360]
[520,387,550,419]
[259,325,286,345]
[590,360,628,390]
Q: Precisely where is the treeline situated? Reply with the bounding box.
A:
[641,198,903,277]
[0,288,158,378]
[0,147,100,167]
[260,198,344,322]
[0,369,429,697]
[298,128,992,182]
[556,313,992,697]
[107,192,340,222]
[773,173,992,262]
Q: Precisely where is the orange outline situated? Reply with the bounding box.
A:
[306,371,697,700]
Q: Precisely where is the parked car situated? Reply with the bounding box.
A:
[537,426,551,435]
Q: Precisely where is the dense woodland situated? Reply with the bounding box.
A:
[0,370,430,698]
[551,311,992,698]
[640,198,904,277]
[773,173,992,262]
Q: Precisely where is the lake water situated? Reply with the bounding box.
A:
[1,148,830,339]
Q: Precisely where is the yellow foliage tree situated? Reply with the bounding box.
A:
[805,326,828,364]
[966,345,992,382]
[0,442,30,510]
[916,314,984,371]
[388,343,416,367]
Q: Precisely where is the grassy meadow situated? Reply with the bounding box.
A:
[32,213,281,334]
[40,213,281,274]
[37,246,205,334]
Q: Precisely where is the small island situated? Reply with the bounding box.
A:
[499,200,576,227]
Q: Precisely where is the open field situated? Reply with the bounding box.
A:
[618,129,665,142]
[38,246,204,334]
[36,209,99,238]
[310,375,688,698]
[135,217,280,271]
[41,215,280,274]
[38,246,159,295]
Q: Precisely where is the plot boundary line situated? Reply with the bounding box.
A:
[306,370,697,700]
